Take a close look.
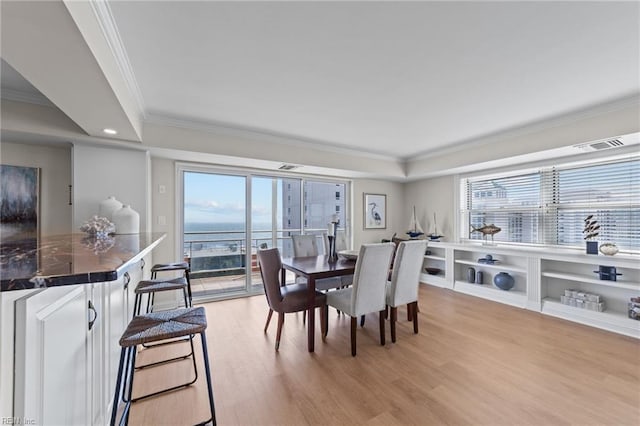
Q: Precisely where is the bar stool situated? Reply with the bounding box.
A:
[110,307,216,426]
[151,261,193,306]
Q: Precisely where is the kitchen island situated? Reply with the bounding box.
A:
[0,232,166,425]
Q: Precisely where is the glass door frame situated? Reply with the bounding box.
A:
[176,162,352,302]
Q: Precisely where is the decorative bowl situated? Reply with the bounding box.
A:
[425,267,442,275]
[338,250,358,260]
[599,243,619,256]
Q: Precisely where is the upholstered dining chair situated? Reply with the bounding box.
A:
[324,243,395,356]
[386,240,427,342]
[291,234,343,291]
[322,231,353,287]
[257,248,327,351]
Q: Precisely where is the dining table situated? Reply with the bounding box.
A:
[280,255,356,352]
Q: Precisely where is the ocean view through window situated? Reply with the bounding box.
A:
[179,165,350,300]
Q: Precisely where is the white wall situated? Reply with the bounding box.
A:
[0,141,72,236]
[72,144,149,231]
[404,175,457,242]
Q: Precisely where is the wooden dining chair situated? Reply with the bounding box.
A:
[258,248,327,351]
[386,240,428,343]
[324,243,395,356]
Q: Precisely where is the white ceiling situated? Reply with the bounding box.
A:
[1,1,639,161]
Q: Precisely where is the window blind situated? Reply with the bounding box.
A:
[545,158,640,250]
[461,156,640,251]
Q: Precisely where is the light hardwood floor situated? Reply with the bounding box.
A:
[128,285,640,425]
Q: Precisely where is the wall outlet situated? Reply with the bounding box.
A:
[158,184,166,194]
[157,215,166,226]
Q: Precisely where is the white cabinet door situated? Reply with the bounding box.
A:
[14,285,91,426]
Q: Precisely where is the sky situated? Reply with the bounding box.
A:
[184,172,275,224]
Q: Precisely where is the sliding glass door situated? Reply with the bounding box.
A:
[179,165,350,301]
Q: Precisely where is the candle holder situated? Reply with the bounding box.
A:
[327,218,339,263]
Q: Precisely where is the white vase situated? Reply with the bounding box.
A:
[113,205,140,234]
[99,196,123,220]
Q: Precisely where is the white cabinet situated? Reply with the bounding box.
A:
[420,243,453,289]
[12,258,149,425]
[14,285,91,426]
[419,242,640,338]
[452,247,529,309]
[540,256,640,338]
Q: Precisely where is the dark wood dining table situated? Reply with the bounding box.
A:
[281,255,356,352]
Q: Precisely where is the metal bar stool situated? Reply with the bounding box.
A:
[150,261,192,307]
[110,307,216,426]
[133,277,192,365]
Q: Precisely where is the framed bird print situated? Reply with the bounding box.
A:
[364,193,386,229]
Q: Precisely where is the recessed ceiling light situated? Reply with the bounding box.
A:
[103,128,118,135]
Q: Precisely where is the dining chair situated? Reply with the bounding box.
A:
[324,243,395,356]
[257,248,327,351]
[386,240,427,343]
[322,231,353,287]
[292,234,343,291]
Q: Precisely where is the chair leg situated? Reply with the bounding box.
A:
[407,303,412,321]
[303,309,306,325]
[350,316,357,357]
[275,312,284,351]
[198,331,217,426]
[384,305,389,320]
[264,309,273,333]
[360,315,365,327]
[110,347,128,426]
[320,305,327,339]
[379,310,386,346]
[322,305,329,339]
[412,302,419,334]
[390,306,397,343]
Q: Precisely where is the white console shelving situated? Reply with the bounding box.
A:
[418,241,640,338]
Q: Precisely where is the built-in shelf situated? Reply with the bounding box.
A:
[424,255,446,261]
[542,297,640,338]
[454,281,527,308]
[420,273,448,288]
[455,259,526,274]
[542,271,640,291]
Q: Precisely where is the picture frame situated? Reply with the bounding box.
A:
[363,193,386,229]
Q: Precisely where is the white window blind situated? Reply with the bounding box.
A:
[462,172,542,244]
[461,156,640,251]
[547,158,640,250]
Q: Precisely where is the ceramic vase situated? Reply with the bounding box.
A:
[493,272,514,291]
[467,267,476,283]
[475,271,483,284]
[99,196,122,220]
[113,205,140,234]
[599,243,619,256]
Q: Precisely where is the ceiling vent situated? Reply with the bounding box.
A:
[574,138,624,152]
[278,164,300,171]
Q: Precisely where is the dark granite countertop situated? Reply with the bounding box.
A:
[1,232,166,291]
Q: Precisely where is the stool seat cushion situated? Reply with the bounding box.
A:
[120,307,207,347]
[135,277,188,293]
[151,262,190,272]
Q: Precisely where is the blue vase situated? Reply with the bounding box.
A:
[493,272,514,291]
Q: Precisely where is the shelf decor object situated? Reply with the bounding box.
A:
[98,196,123,221]
[583,215,600,255]
[327,214,339,263]
[471,223,501,245]
[475,271,483,284]
[493,271,514,290]
[599,243,619,256]
[406,206,425,239]
[594,265,622,281]
[467,267,476,283]
[80,215,115,239]
[113,205,140,234]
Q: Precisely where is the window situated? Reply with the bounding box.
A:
[460,156,639,251]
[336,191,340,200]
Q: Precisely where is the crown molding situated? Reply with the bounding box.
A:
[90,0,146,118]
[145,113,402,163]
[406,93,640,163]
[0,88,54,107]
